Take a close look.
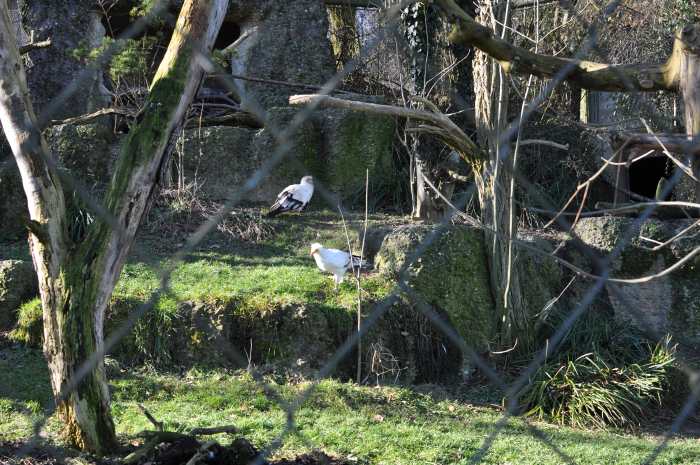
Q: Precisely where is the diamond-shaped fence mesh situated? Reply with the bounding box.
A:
[1,0,698,464]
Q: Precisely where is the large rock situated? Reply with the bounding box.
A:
[46,122,116,187]
[376,224,496,354]
[0,260,37,330]
[573,216,700,350]
[18,0,109,119]
[180,107,395,204]
[227,0,336,109]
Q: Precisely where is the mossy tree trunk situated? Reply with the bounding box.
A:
[0,0,227,454]
[327,4,360,68]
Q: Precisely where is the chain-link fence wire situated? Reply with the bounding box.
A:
[3,0,699,463]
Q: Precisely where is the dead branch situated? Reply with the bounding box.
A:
[611,132,700,155]
[436,0,680,92]
[19,38,51,55]
[593,201,700,218]
[519,139,569,151]
[49,107,136,126]
[184,111,262,129]
[188,425,239,435]
[124,436,162,465]
[138,403,164,431]
[289,93,485,165]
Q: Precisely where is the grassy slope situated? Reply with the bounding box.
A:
[2,211,700,463]
[113,210,400,312]
[1,346,699,465]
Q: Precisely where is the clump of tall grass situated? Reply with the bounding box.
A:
[8,298,43,347]
[521,336,676,428]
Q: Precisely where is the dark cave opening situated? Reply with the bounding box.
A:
[213,21,241,50]
[628,155,670,200]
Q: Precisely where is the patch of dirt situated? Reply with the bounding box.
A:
[0,439,352,465]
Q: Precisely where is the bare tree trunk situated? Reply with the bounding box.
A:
[679,24,700,201]
[0,0,227,453]
[472,0,527,351]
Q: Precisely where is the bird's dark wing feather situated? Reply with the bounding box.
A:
[267,190,306,217]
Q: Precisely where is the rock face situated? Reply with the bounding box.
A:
[18,0,109,119]
[180,107,395,205]
[227,0,336,109]
[0,260,37,330]
[0,140,26,242]
[47,123,116,187]
[376,224,497,354]
[573,217,700,350]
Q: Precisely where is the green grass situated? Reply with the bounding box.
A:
[1,345,699,464]
[113,210,399,311]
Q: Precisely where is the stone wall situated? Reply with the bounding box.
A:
[227,0,336,109]
[19,0,109,119]
[179,107,396,205]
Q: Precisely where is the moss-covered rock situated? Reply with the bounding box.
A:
[572,217,700,351]
[101,294,457,383]
[0,260,37,330]
[516,235,564,321]
[376,224,496,354]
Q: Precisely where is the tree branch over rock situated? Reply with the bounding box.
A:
[288,93,486,166]
[436,0,681,92]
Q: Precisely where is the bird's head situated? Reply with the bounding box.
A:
[310,242,323,257]
[300,175,314,185]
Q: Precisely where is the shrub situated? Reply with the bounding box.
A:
[521,336,677,428]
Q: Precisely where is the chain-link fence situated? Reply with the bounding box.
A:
[1,0,699,464]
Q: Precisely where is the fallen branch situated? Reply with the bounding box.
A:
[19,38,51,55]
[124,436,162,465]
[184,111,263,129]
[188,425,239,435]
[138,403,164,431]
[49,107,136,126]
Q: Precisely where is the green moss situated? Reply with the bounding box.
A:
[328,111,395,203]
[377,225,496,351]
[8,298,43,346]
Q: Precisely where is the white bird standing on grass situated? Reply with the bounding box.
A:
[267,175,314,217]
[310,243,372,290]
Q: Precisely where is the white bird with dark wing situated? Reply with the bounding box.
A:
[267,176,314,217]
[310,243,372,290]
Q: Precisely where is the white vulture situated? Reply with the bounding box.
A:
[310,243,372,290]
[267,176,314,217]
